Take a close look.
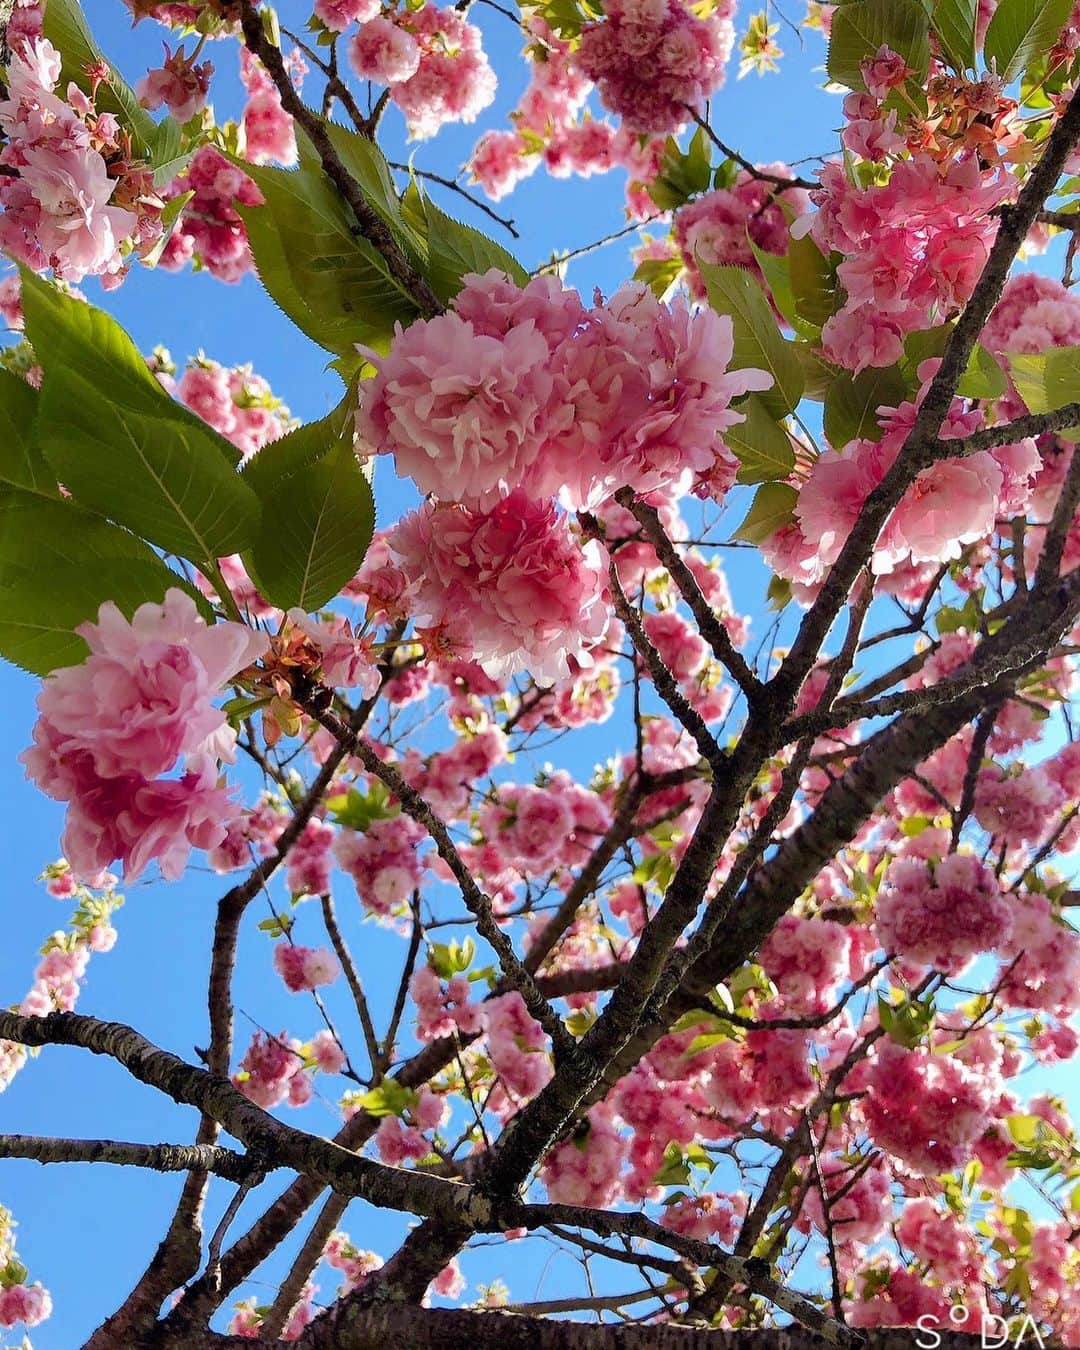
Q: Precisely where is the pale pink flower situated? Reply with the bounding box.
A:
[0,1283,52,1328]
[137,45,213,124]
[273,943,341,993]
[315,0,380,31]
[388,493,609,683]
[348,18,422,85]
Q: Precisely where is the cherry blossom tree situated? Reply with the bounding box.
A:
[2,0,1080,1346]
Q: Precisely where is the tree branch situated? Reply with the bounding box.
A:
[237,0,441,318]
[297,701,575,1059]
[616,489,765,707]
[0,1134,258,1181]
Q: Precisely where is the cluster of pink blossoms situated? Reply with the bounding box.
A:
[862,1038,1004,1176]
[346,5,495,139]
[807,154,1010,373]
[983,271,1080,357]
[873,853,1012,975]
[360,269,768,680]
[673,167,810,300]
[227,1285,316,1341]
[467,18,668,217]
[239,48,300,166]
[757,912,853,1014]
[21,591,267,882]
[388,493,609,682]
[0,1281,51,1330]
[333,813,427,915]
[574,0,734,135]
[0,38,159,283]
[764,361,1041,597]
[159,145,262,283]
[173,355,293,459]
[480,772,612,876]
[233,1027,346,1109]
[0,1207,51,1333]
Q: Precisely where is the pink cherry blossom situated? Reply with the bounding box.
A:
[273,942,341,993]
[315,0,380,32]
[874,853,1012,974]
[575,0,734,135]
[673,167,810,301]
[137,44,213,124]
[388,493,609,683]
[0,1283,52,1328]
[21,591,266,880]
[348,18,422,86]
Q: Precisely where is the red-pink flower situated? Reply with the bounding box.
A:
[137,43,213,124]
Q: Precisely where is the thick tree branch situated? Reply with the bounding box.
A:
[0,1134,258,1180]
[0,1010,490,1228]
[941,402,1080,455]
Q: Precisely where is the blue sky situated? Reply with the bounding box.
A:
[0,5,1076,1345]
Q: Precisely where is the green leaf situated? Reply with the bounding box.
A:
[647,129,713,210]
[1008,346,1080,437]
[1008,352,1049,411]
[351,1079,418,1118]
[148,116,193,189]
[633,254,683,299]
[239,146,420,357]
[984,0,1075,83]
[749,241,797,328]
[700,263,803,415]
[826,0,931,91]
[429,938,476,978]
[43,0,156,154]
[0,371,55,496]
[733,481,798,544]
[327,781,398,831]
[143,189,195,269]
[788,234,837,329]
[0,490,203,674]
[322,122,422,252]
[410,188,528,304]
[793,341,839,401]
[823,364,908,447]
[21,271,260,564]
[903,322,953,376]
[565,1006,597,1037]
[726,395,796,483]
[241,392,356,495]
[904,326,1005,399]
[246,442,374,611]
[1005,1114,1043,1146]
[652,1142,691,1187]
[929,0,979,71]
[877,992,936,1047]
[956,343,1007,400]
